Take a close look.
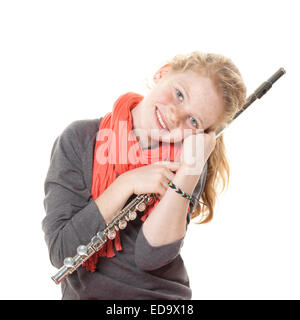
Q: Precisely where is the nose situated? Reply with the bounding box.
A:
[168,105,183,129]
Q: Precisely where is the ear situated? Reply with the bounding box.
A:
[153,63,171,84]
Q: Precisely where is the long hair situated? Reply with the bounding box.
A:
[147,51,247,224]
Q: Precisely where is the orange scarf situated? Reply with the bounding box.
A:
[82,92,189,272]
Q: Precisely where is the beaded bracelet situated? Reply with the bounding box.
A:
[168,180,207,207]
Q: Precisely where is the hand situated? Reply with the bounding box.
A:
[122,161,181,200]
[180,130,216,173]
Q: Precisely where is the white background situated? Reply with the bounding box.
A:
[0,0,299,300]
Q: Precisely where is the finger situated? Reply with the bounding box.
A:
[154,160,181,170]
[195,128,205,135]
[207,130,216,137]
[208,131,216,144]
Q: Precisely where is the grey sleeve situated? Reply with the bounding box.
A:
[42,123,107,268]
[134,162,208,271]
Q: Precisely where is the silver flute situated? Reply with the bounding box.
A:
[51,193,156,284]
[215,68,286,138]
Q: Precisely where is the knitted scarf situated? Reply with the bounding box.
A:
[82,92,190,272]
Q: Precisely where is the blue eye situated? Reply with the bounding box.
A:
[176,89,184,101]
[189,116,198,128]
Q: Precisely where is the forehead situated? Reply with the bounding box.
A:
[167,70,224,127]
[168,70,218,101]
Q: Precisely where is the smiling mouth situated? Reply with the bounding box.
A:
[155,106,169,132]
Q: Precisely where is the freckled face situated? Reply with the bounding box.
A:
[132,69,224,146]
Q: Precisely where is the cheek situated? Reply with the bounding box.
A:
[160,127,192,144]
[155,89,174,106]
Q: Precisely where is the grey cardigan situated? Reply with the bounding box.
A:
[42,118,207,300]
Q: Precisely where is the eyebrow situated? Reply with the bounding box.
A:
[178,82,205,128]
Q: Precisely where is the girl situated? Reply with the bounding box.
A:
[42,51,246,300]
